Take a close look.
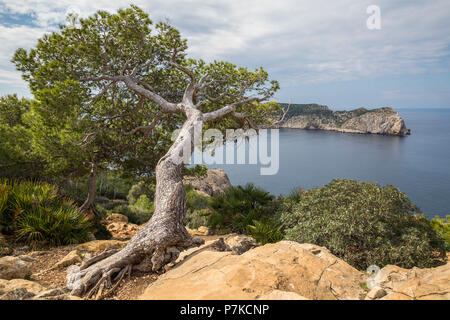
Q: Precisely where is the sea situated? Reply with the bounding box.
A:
[202,108,450,218]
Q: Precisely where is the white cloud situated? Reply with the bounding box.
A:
[0,0,449,97]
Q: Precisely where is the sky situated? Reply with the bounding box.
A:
[0,0,449,109]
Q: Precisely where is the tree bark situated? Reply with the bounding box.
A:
[79,162,98,214]
[69,109,205,298]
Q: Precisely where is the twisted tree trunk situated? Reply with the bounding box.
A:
[69,109,205,298]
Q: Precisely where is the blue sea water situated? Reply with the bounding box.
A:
[205,108,450,218]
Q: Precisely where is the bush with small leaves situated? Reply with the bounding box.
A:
[127,181,155,206]
[431,216,450,250]
[279,179,447,270]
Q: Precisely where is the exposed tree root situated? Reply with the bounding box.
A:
[68,229,204,299]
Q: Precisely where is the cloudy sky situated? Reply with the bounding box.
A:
[0,0,449,108]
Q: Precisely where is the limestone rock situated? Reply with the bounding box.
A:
[223,234,259,255]
[102,213,143,240]
[258,290,309,300]
[371,263,450,300]
[104,213,129,224]
[25,251,47,259]
[33,288,66,300]
[0,256,31,280]
[0,279,45,296]
[0,277,74,300]
[0,246,13,256]
[106,221,142,240]
[0,288,35,300]
[187,226,211,236]
[365,286,387,300]
[52,250,82,269]
[140,241,365,300]
[380,292,413,300]
[183,169,232,196]
[0,234,12,256]
[76,240,127,253]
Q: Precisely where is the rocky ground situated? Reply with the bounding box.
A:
[0,212,448,300]
[0,213,224,300]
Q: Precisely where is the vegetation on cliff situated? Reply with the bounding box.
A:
[182,179,447,270]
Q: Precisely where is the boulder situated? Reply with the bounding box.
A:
[183,169,232,196]
[32,288,66,299]
[0,279,45,295]
[187,226,211,236]
[0,279,74,300]
[52,250,82,270]
[104,213,129,224]
[258,290,309,300]
[223,234,259,255]
[0,234,12,256]
[76,240,127,253]
[140,241,365,300]
[102,213,142,240]
[106,222,142,240]
[0,288,35,300]
[365,286,387,300]
[370,263,450,300]
[0,246,13,256]
[0,256,31,280]
[0,278,48,300]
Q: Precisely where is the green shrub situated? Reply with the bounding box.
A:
[127,181,155,206]
[110,203,132,217]
[431,216,450,250]
[91,204,112,240]
[279,179,447,270]
[132,195,154,213]
[208,212,227,232]
[95,197,127,211]
[112,195,153,225]
[185,208,213,229]
[182,164,208,178]
[185,185,211,212]
[209,184,275,233]
[183,186,216,229]
[0,179,92,245]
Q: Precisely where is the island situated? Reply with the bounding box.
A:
[275,104,411,136]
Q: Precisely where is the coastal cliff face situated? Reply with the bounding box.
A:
[278,104,410,136]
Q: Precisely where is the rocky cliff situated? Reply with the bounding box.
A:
[183,169,232,196]
[277,104,411,136]
[140,239,449,300]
